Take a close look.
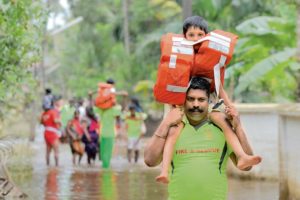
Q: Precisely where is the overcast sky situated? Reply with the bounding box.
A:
[47,0,70,30]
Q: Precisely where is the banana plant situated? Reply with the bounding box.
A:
[232,5,297,102]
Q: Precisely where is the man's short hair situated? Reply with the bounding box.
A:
[106,78,115,84]
[187,77,211,98]
[45,88,52,95]
[183,16,208,36]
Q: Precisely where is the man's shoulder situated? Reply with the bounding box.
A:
[206,120,222,131]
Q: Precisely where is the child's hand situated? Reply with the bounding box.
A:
[165,106,184,127]
[225,106,240,130]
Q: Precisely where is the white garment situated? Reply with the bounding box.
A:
[127,137,140,150]
[78,106,86,120]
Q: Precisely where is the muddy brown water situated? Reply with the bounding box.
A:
[13,139,278,200]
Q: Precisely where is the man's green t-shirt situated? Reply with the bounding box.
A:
[96,105,122,138]
[168,117,233,200]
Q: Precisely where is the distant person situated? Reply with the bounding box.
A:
[82,106,100,166]
[77,98,86,121]
[60,98,74,143]
[130,96,147,135]
[40,95,62,166]
[124,104,147,163]
[42,88,53,111]
[90,78,127,168]
[66,109,84,165]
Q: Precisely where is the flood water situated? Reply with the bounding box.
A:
[12,139,279,200]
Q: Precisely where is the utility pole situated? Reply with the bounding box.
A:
[182,0,193,20]
[123,0,130,54]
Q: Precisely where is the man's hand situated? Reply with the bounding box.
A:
[164,106,184,127]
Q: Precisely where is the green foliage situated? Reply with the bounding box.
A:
[0,0,46,120]
[231,2,297,102]
[51,0,182,101]
[234,48,296,95]
[46,0,299,105]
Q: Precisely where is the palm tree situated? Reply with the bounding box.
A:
[182,0,192,20]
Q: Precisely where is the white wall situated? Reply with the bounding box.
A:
[225,104,300,199]
[227,104,279,180]
[278,105,300,200]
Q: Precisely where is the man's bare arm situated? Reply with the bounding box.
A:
[144,107,183,167]
[144,121,170,167]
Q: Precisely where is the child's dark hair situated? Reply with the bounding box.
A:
[183,16,208,36]
[187,77,211,98]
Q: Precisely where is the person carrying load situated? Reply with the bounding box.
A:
[151,16,262,184]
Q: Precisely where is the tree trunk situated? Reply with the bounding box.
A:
[123,0,130,54]
[182,0,193,20]
[296,4,300,102]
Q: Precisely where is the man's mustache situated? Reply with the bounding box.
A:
[188,108,204,113]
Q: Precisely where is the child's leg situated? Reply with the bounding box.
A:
[156,122,183,184]
[209,111,261,170]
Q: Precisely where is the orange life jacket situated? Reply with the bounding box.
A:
[153,30,238,105]
[191,30,238,93]
[153,33,194,105]
[95,83,116,109]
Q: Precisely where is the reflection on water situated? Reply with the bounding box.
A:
[36,167,167,200]
[228,178,279,200]
[101,171,117,200]
[45,169,59,200]
[13,143,277,200]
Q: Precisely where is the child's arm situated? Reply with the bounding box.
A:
[156,122,183,184]
[219,83,233,107]
[144,107,183,167]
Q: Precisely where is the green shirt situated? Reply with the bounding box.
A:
[168,117,232,200]
[124,112,147,138]
[96,105,122,138]
[60,105,74,127]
